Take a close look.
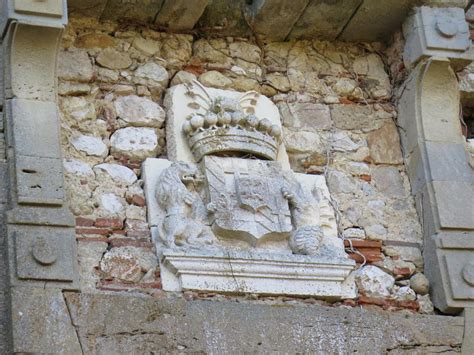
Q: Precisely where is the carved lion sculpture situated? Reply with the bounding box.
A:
[155,162,214,247]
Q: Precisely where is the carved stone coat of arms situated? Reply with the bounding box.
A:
[143,81,355,298]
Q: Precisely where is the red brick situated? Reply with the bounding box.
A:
[76,237,108,243]
[76,217,95,227]
[95,217,124,230]
[127,230,151,238]
[128,194,145,207]
[393,267,412,278]
[76,228,110,236]
[358,174,372,182]
[398,300,419,311]
[109,238,153,248]
[342,299,357,307]
[98,280,161,290]
[345,239,383,263]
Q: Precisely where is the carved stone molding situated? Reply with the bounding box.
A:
[1,1,80,352]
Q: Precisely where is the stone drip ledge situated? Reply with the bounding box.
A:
[64,292,463,354]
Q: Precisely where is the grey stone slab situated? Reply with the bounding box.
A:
[6,205,75,227]
[431,180,474,230]
[155,0,209,30]
[424,231,474,312]
[444,248,474,301]
[403,6,473,68]
[196,0,251,37]
[15,155,65,206]
[0,162,8,203]
[13,226,77,282]
[288,0,361,40]
[11,287,82,353]
[67,0,108,19]
[407,142,474,195]
[100,0,164,23]
[0,200,11,354]
[414,184,438,239]
[65,292,464,354]
[372,166,407,198]
[340,0,420,41]
[7,99,61,159]
[462,307,474,354]
[245,0,310,41]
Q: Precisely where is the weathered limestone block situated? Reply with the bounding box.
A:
[75,33,115,49]
[67,0,107,18]
[64,293,465,354]
[196,0,251,37]
[330,104,388,132]
[367,122,403,165]
[244,0,310,41]
[11,288,81,353]
[355,265,395,297]
[340,0,419,41]
[133,61,169,95]
[115,95,165,128]
[94,164,137,186]
[71,134,108,158]
[58,49,94,82]
[198,70,233,89]
[155,0,209,31]
[278,102,332,131]
[132,37,160,56]
[110,127,159,162]
[100,0,164,22]
[96,48,132,70]
[288,0,362,40]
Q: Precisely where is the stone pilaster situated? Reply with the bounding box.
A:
[1,1,81,352]
[398,3,474,351]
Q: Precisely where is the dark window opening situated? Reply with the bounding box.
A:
[462,106,474,139]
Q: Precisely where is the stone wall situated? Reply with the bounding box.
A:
[59,16,430,311]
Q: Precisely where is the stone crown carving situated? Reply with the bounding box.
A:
[182,81,282,161]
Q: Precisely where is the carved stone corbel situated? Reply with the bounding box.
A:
[1,1,81,352]
[398,4,474,352]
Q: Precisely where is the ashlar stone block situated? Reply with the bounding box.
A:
[14,0,63,17]
[288,0,362,40]
[155,0,209,31]
[430,180,474,230]
[13,226,77,283]
[10,287,81,353]
[244,0,310,41]
[0,0,67,34]
[15,155,65,205]
[406,141,473,195]
[403,6,473,68]
[7,99,61,159]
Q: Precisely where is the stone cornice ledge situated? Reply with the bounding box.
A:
[161,248,356,299]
